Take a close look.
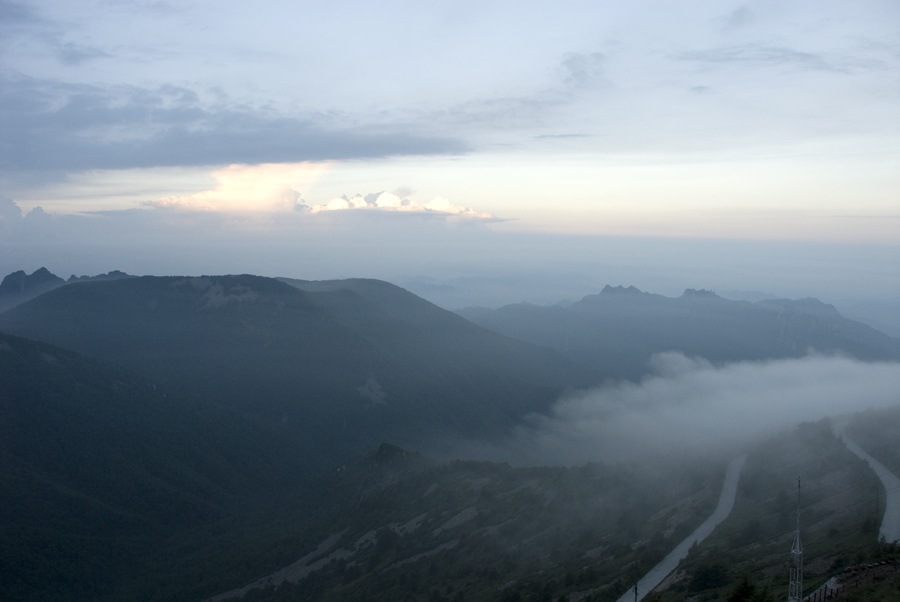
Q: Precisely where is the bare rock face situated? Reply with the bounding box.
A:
[0,267,65,312]
[0,268,135,313]
[0,267,63,294]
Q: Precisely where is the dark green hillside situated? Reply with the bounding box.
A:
[131,419,897,602]
[0,267,65,312]
[0,275,594,471]
[283,277,595,429]
[134,445,725,602]
[461,286,900,380]
[0,331,299,602]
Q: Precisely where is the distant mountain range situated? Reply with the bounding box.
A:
[3,269,900,601]
[2,271,897,466]
[458,285,900,380]
[0,272,593,476]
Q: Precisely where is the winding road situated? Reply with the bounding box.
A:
[833,423,900,543]
[616,425,900,602]
[614,454,747,602]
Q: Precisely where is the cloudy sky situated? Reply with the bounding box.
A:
[1,1,898,315]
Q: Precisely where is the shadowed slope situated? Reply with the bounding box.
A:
[461,286,900,380]
[0,275,594,470]
[0,331,298,601]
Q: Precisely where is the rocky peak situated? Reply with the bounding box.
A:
[600,285,644,295]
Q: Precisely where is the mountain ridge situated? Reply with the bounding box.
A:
[460,285,900,380]
[0,273,595,474]
[0,267,133,313]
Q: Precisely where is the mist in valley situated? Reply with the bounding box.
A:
[449,353,900,467]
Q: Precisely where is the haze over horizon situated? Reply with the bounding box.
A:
[1,1,898,319]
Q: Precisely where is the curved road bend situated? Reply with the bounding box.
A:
[833,423,900,543]
[615,454,748,602]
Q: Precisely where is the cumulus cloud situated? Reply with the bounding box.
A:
[142,169,494,218]
[308,192,493,219]
[460,353,900,465]
[146,162,330,212]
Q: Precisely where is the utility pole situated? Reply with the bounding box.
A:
[788,478,803,602]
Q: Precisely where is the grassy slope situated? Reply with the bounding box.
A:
[0,331,301,602]
[139,446,725,602]
[161,419,900,602]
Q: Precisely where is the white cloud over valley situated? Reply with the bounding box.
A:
[459,354,900,465]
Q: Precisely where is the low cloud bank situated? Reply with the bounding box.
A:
[461,354,900,465]
[307,191,492,219]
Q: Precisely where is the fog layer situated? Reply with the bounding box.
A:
[454,353,900,465]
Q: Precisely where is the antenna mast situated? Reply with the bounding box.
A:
[788,478,803,602]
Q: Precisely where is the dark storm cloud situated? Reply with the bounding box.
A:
[0,73,468,171]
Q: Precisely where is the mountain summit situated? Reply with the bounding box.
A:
[0,274,592,473]
[462,286,900,380]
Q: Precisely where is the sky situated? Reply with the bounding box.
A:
[1,1,898,320]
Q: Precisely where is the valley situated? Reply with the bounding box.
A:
[1,269,899,601]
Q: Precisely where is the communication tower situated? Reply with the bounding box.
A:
[788,478,803,602]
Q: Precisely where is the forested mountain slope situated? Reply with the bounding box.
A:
[0,331,300,601]
[0,275,594,472]
[459,285,900,380]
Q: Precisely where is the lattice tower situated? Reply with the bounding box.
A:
[788,478,803,602]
